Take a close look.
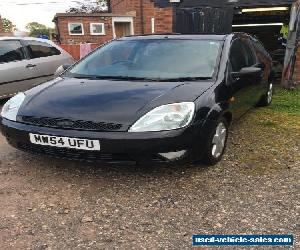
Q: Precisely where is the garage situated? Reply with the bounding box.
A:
[231,2,294,83]
[170,0,297,87]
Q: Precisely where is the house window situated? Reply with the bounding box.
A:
[68,23,84,35]
[90,23,105,35]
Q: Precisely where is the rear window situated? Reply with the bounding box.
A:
[26,40,61,59]
[0,40,25,63]
[252,38,270,58]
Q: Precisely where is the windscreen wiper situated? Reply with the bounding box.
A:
[161,77,212,82]
[66,75,211,82]
[64,74,98,79]
[84,76,160,81]
[94,76,212,82]
[62,75,136,80]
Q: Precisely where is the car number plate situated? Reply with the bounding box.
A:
[29,133,100,151]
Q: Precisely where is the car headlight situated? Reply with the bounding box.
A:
[129,102,195,132]
[1,92,26,121]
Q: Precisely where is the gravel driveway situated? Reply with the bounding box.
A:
[0,102,299,250]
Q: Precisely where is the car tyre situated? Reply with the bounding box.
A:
[258,82,273,107]
[201,118,229,166]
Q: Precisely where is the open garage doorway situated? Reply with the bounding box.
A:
[232,6,291,81]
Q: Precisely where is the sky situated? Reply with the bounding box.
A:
[0,0,82,31]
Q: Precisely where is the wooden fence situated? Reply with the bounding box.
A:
[59,44,99,60]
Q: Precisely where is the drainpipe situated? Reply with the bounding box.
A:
[170,0,181,33]
[140,0,144,34]
[107,0,112,13]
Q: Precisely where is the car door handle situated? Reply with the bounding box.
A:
[26,64,36,68]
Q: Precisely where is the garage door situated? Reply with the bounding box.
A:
[174,6,234,35]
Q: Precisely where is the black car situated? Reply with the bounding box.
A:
[0,33,273,165]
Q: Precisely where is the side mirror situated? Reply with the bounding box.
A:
[231,67,262,79]
[54,64,71,77]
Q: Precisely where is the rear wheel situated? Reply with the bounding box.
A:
[201,118,228,166]
[258,82,273,107]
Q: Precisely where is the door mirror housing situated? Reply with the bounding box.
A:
[54,64,71,77]
[231,66,261,79]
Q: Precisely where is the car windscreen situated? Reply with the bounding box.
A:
[67,39,222,81]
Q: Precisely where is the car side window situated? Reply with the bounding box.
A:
[0,40,26,64]
[229,39,256,72]
[244,40,256,66]
[251,38,270,62]
[26,40,61,59]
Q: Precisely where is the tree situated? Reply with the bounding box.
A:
[26,22,51,37]
[67,0,108,13]
[2,18,17,32]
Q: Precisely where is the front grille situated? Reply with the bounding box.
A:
[15,142,169,165]
[19,116,123,131]
[17,142,135,164]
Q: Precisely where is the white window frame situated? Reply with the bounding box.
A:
[68,23,84,36]
[90,23,105,35]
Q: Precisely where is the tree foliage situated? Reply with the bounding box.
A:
[2,18,17,32]
[26,22,52,37]
[67,0,108,13]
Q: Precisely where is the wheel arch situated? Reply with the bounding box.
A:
[222,111,233,126]
[203,101,231,124]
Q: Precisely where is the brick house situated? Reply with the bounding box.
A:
[53,13,134,44]
[110,0,173,35]
[54,0,294,47]
[53,0,174,45]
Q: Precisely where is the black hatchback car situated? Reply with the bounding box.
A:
[0,33,273,165]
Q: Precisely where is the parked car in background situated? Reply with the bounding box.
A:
[0,33,273,165]
[0,37,74,99]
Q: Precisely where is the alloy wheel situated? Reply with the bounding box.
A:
[211,122,227,158]
[267,83,273,104]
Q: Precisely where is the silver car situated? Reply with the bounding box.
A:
[0,37,74,99]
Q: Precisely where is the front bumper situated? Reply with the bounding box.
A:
[0,117,205,164]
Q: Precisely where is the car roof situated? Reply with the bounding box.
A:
[0,36,54,43]
[119,34,228,41]
[0,36,62,49]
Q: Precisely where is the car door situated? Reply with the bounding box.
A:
[250,37,272,96]
[0,39,39,98]
[228,38,263,120]
[23,40,66,84]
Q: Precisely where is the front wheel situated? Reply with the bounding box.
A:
[201,118,229,166]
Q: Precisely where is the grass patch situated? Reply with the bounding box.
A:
[257,119,277,127]
[268,86,300,115]
[228,85,299,173]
